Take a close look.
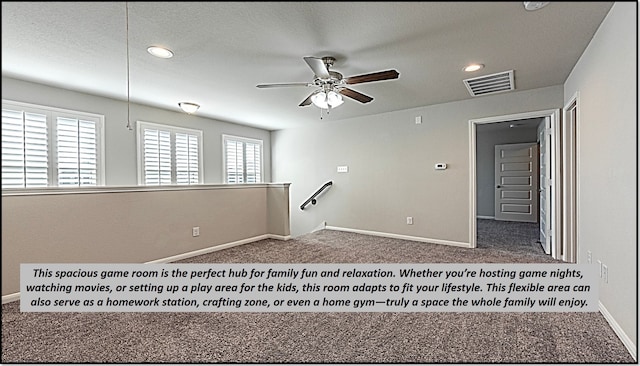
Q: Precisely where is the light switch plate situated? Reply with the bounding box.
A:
[337,166,349,173]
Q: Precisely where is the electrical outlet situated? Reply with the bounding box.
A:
[406,217,413,225]
[192,227,200,237]
[602,264,608,283]
[587,251,592,264]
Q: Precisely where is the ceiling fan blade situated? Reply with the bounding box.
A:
[303,57,331,79]
[256,83,311,88]
[339,88,373,104]
[345,69,399,85]
[299,92,315,107]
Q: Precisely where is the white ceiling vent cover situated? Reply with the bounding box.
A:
[463,70,515,97]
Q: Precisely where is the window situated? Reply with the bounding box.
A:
[223,135,263,184]
[1,100,104,188]
[137,121,202,185]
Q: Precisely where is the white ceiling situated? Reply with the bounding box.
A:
[1,2,614,131]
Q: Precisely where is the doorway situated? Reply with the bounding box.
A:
[469,109,562,260]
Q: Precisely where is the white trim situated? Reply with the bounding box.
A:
[325,226,471,248]
[145,234,288,264]
[268,234,291,241]
[476,215,495,220]
[2,292,20,304]
[469,109,561,256]
[2,182,291,197]
[312,221,328,233]
[562,92,580,263]
[469,121,478,248]
[599,301,637,361]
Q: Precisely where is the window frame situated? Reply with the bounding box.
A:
[1,99,105,188]
[136,120,204,186]
[222,134,264,184]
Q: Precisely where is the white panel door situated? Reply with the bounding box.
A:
[538,118,552,254]
[494,143,539,222]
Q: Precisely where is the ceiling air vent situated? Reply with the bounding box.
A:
[463,70,515,97]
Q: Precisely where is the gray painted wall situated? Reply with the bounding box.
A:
[272,85,563,242]
[563,2,637,350]
[2,184,290,296]
[476,124,539,218]
[1,77,272,186]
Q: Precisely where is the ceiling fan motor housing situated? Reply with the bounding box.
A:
[256,55,400,107]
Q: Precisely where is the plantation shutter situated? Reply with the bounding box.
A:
[56,117,98,186]
[137,121,202,185]
[225,139,244,183]
[245,141,261,183]
[223,135,262,184]
[142,128,172,185]
[1,108,49,188]
[175,132,199,184]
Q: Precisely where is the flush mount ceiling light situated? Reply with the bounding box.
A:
[147,46,174,59]
[463,64,485,72]
[523,2,550,11]
[178,102,200,114]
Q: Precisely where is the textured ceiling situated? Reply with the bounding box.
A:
[1,2,614,130]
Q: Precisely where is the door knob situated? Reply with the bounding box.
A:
[496,185,502,188]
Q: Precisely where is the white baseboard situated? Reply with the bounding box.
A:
[476,215,495,220]
[599,301,637,361]
[311,221,327,233]
[325,226,471,248]
[146,234,287,264]
[2,233,288,304]
[268,234,291,241]
[2,292,20,304]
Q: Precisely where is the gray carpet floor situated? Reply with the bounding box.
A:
[2,220,636,363]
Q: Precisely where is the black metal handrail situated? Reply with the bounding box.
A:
[300,181,333,210]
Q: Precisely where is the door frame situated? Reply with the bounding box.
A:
[469,109,562,259]
[562,92,580,263]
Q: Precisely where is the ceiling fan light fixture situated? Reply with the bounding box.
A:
[311,92,329,109]
[178,102,200,114]
[327,91,344,107]
[147,46,174,59]
[311,90,343,109]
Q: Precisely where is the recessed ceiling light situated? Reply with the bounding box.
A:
[147,46,174,59]
[523,2,549,11]
[463,64,484,72]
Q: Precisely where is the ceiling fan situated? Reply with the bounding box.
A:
[256,56,400,110]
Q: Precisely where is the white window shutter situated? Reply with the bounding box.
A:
[1,108,49,188]
[223,135,263,184]
[138,122,201,186]
[225,139,244,183]
[56,117,98,186]
[143,128,172,185]
[245,141,261,183]
[2,101,103,189]
[176,132,200,185]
